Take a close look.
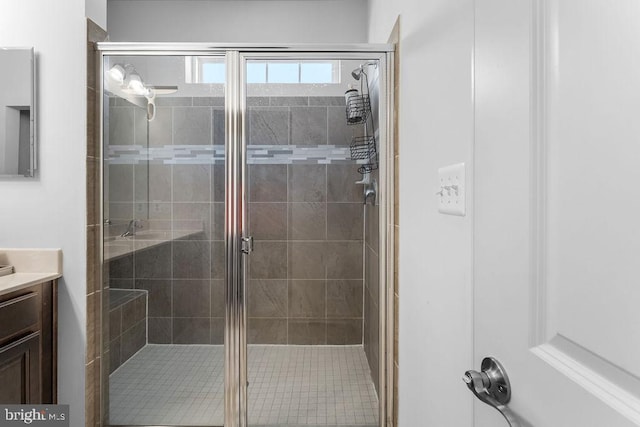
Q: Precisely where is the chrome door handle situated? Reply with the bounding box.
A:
[241,236,253,254]
[463,357,520,427]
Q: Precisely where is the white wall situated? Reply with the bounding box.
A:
[87,0,107,29]
[107,0,367,43]
[0,2,90,425]
[367,3,475,427]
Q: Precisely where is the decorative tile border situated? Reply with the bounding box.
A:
[107,144,369,165]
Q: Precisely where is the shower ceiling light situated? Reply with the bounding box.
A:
[106,63,156,122]
[126,72,146,95]
[107,63,150,97]
[108,64,126,84]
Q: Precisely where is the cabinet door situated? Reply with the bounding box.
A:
[0,332,41,403]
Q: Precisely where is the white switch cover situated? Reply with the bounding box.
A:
[438,163,465,216]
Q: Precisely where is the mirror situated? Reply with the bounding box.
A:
[0,47,36,177]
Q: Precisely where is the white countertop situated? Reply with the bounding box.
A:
[0,249,63,296]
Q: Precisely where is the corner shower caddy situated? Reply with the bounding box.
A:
[347,65,378,174]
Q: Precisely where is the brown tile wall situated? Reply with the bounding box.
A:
[107,233,225,345]
[245,97,364,345]
[106,94,228,345]
[86,18,107,427]
[108,290,147,373]
[106,96,366,345]
[247,162,364,345]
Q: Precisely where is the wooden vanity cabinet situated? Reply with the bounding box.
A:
[0,281,57,404]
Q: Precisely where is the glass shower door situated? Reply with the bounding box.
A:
[102,53,228,427]
[100,47,390,427]
[241,55,381,427]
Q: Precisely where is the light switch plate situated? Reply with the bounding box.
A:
[438,163,465,216]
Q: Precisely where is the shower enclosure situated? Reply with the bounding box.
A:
[98,44,394,427]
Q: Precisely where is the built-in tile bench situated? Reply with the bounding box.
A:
[109,289,147,373]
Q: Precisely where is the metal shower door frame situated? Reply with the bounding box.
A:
[97,43,395,427]
[236,49,394,427]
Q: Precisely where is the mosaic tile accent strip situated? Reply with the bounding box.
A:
[109,344,378,426]
[106,145,370,165]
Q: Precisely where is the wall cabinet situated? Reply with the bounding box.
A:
[0,281,57,404]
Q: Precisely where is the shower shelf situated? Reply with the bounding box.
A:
[345,95,371,125]
[350,135,376,160]
[351,134,378,174]
[346,64,378,175]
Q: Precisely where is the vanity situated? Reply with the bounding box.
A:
[0,249,62,404]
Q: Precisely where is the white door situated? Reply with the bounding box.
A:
[473,0,640,426]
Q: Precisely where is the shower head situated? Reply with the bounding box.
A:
[350,61,378,81]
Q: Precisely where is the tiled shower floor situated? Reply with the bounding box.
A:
[109,345,378,426]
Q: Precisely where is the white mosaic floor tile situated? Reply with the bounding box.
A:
[109,345,378,426]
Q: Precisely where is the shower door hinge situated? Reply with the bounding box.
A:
[241,236,254,254]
